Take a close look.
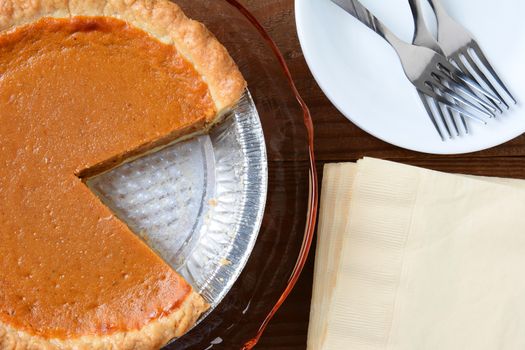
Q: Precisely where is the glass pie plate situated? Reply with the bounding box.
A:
[166,1,317,349]
[91,1,316,349]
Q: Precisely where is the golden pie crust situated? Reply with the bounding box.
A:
[0,293,207,350]
[0,0,246,349]
[0,0,245,112]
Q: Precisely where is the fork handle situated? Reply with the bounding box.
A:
[408,0,429,42]
[426,0,457,34]
[427,0,446,18]
[332,0,404,48]
[408,0,443,53]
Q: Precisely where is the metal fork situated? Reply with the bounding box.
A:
[428,0,516,109]
[408,0,497,138]
[331,0,493,140]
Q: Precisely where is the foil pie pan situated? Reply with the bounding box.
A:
[87,91,267,324]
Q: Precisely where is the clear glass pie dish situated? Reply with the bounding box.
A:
[157,1,318,349]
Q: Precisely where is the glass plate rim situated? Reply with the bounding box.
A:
[221,1,319,349]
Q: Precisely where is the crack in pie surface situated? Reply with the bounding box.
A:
[0,1,246,349]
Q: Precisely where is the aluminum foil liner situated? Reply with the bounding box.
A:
[87,91,267,320]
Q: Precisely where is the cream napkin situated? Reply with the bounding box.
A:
[308,158,525,350]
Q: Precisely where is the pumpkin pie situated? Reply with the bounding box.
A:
[0,0,246,349]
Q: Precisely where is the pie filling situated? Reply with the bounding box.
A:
[0,16,215,338]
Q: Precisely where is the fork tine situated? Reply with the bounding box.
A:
[434,87,460,136]
[459,112,469,134]
[418,92,447,140]
[438,61,501,104]
[445,84,470,135]
[442,75,497,113]
[432,98,453,138]
[443,104,460,136]
[443,102,486,124]
[452,58,503,111]
[462,52,510,110]
[431,79,494,118]
[436,68,470,133]
[431,93,487,124]
[437,63,501,114]
[470,42,516,105]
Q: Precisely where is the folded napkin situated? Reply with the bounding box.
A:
[308,158,525,350]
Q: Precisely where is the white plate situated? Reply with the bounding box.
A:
[296,0,525,154]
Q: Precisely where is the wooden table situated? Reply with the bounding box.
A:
[243,0,525,348]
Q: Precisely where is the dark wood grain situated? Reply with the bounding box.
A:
[241,0,525,349]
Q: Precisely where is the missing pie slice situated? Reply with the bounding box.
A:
[0,0,246,349]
